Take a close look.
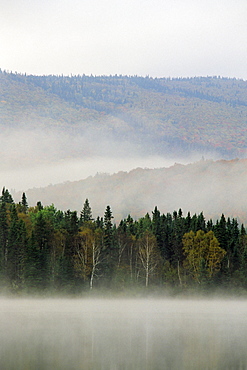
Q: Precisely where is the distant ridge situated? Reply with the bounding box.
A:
[13,158,247,224]
[1,71,247,159]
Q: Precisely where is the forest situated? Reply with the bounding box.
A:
[1,187,247,295]
[1,70,247,159]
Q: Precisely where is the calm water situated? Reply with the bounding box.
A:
[0,297,247,369]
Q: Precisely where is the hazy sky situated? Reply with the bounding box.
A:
[1,0,246,79]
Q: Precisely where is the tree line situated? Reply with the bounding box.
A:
[0,187,247,294]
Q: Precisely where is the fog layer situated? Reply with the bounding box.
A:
[1,298,247,369]
[0,126,213,191]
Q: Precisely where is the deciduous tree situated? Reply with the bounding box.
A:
[138,230,162,287]
[182,230,226,283]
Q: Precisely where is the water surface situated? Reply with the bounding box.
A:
[0,298,246,369]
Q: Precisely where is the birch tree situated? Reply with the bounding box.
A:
[74,227,103,289]
[138,231,161,287]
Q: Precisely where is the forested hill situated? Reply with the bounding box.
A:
[1,70,247,158]
[13,158,247,224]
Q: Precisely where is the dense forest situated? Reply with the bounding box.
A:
[1,70,247,159]
[1,187,247,295]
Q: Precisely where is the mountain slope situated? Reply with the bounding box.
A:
[1,71,247,158]
[12,158,247,224]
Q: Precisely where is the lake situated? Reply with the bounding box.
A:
[0,297,246,369]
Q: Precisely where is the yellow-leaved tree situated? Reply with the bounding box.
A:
[182,230,226,284]
[74,226,104,289]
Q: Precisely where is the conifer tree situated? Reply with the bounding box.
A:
[25,231,41,289]
[33,212,50,287]
[104,205,113,249]
[21,192,28,214]
[0,201,8,278]
[102,206,115,280]
[80,199,93,223]
[0,187,14,204]
[7,204,19,284]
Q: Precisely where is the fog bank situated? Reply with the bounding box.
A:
[1,298,247,369]
[0,125,214,191]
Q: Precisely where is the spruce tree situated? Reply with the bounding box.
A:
[80,199,93,223]
[21,192,28,214]
[104,205,113,249]
[0,187,14,204]
[102,206,115,281]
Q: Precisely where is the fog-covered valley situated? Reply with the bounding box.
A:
[1,73,247,292]
[0,124,213,191]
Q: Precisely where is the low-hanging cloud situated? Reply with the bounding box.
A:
[0,124,218,191]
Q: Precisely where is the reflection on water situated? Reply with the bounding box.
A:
[0,298,247,369]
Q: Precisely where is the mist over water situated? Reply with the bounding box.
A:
[1,298,247,369]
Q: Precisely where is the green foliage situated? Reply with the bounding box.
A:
[80,199,93,224]
[0,188,246,293]
[182,230,226,284]
[20,192,28,214]
[0,187,14,204]
[103,205,113,249]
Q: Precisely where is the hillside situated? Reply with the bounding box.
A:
[1,71,247,159]
[12,158,247,224]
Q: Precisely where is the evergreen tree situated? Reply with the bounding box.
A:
[21,192,28,214]
[137,213,152,237]
[80,199,93,224]
[59,210,79,287]
[34,213,50,287]
[238,225,247,285]
[0,187,14,204]
[126,214,135,235]
[227,218,240,271]
[0,201,8,279]
[25,231,41,289]
[7,204,19,284]
[152,207,161,237]
[102,206,115,282]
[104,205,113,249]
[214,214,229,275]
[185,211,192,231]
[16,219,28,287]
[158,213,173,261]
[170,210,186,285]
[36,201,43,211]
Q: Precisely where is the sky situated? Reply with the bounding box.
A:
[0,0,247,79]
